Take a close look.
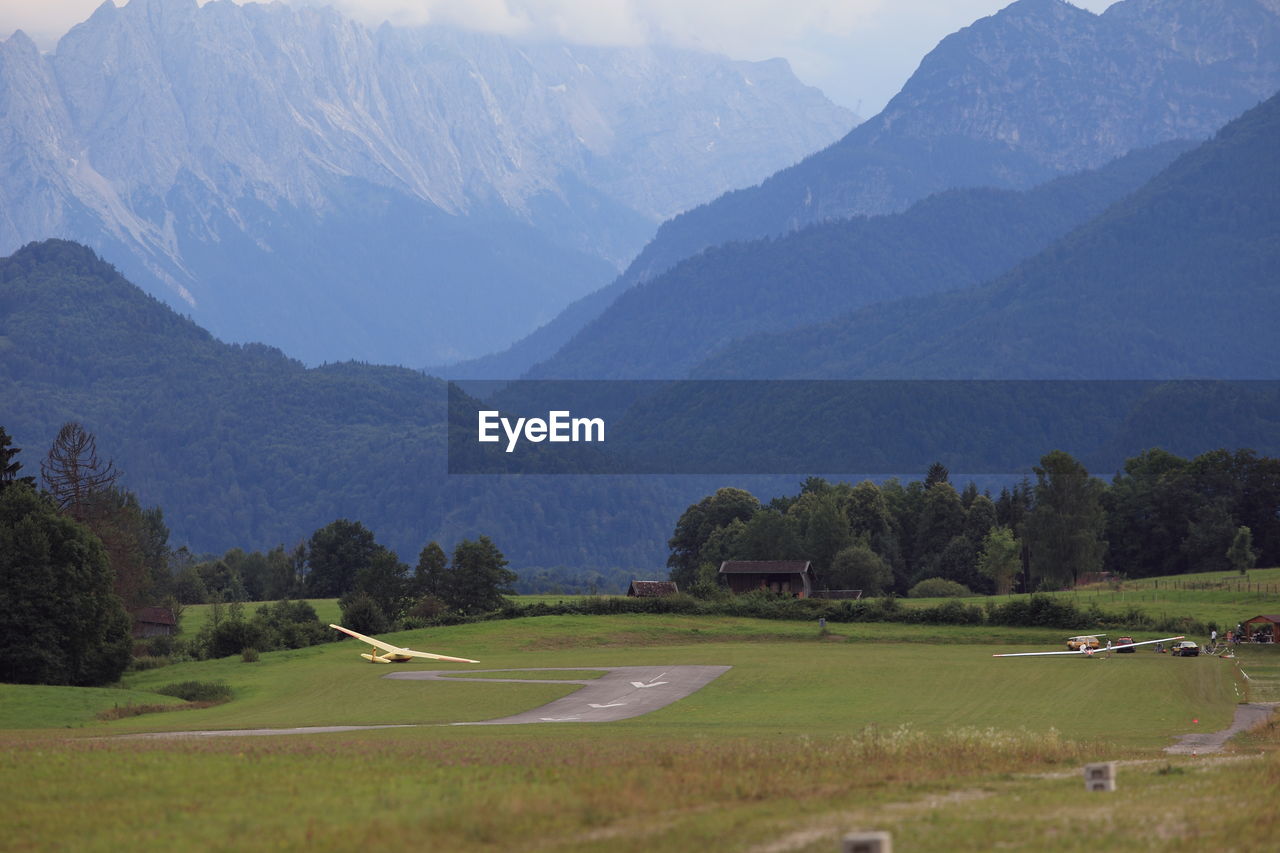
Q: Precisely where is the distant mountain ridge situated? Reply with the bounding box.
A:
[609,0,1280,293]
[0,0,853,366]
[692,90,1280,379]
[523,139,1195,379]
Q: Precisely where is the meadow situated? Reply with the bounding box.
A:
[903,566,1280,629]
[3,574,1278,851]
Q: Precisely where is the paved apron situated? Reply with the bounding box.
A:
[116,665,731,738]
[389,665,732,724]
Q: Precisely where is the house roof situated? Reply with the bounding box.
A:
[628,580,679,597]
[132,606,176,626]
[719,560,811,575]
[1243,614,1280,624]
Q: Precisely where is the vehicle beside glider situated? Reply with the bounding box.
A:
[329,623,479,664]
[993,635,1184,658]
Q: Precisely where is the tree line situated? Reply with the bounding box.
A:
[668,448,1275,597]
[0,422,517,684]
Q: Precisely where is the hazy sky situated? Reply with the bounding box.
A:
[0,0,1119,114]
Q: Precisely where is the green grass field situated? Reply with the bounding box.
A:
[4,574,1279,851]
[178,598,342,637]
[904,566,1280,629]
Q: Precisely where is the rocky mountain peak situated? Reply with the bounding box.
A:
[0,0,853,367]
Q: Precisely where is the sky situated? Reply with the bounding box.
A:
[0,0,1119,115]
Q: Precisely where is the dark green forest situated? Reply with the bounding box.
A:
[669,449,1280,598]
[0,240,688,571]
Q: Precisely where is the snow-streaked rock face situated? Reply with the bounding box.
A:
[0,0,853,365]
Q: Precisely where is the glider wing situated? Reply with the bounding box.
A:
[330,624,479,663]
[993,635,1185,658]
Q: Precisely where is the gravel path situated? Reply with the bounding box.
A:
[1164,702,1278,754]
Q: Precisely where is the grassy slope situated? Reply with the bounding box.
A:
[903,567,1280,629]
[179,599,342,638]
[0,684,186,729]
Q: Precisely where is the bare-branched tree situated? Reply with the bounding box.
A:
[40,422,120,521]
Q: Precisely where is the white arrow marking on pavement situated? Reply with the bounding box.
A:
[588,702,627,709]
[629,672,669,689]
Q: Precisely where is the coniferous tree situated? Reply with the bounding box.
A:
[40,423,119,522]
[0,427,36,494]
[414,541,448,597]
[924,462,950,490]
[1023,451,1106,589]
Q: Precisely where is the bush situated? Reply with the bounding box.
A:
[127,655,175,671]
[155,681,233,703]
[141,634,180,657]
[340,592,390,635]
[913,599,985,625]
[254,599,331,649]
[406,594,449,623]
[985,594,1086,628]
[204,618,272,660]
[907,578,972,598]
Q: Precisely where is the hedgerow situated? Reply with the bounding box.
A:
[421,591,1205,634]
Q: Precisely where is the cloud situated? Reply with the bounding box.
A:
[1,0,1120,112]
[0,0,885,49]
[296,0,887,51]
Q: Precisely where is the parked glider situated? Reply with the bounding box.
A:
[329,624,478,664]
[993,636,1184,658]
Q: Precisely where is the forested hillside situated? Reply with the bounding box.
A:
[0,240,688,568]
[526,141,1193,379]
[693,91,1280,379]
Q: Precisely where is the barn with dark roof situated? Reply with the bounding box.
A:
[719,560,812,598]
[627,580,679,597]
[131,606,176,639]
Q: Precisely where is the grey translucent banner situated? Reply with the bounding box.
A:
[446,380,1280,475]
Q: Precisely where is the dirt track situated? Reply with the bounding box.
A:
[1164,702,1278,754]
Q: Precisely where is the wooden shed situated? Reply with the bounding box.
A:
[1242,614,1280,642]
[627,580,679,598]
[719,561,812,598]
[131,606,177,639]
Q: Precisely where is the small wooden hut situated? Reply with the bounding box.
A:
[627,580,679,598]
[131,606,177,639]
[718,561,812,598]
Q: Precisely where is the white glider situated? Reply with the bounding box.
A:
[993,636,1184,658]
[330,624,478,664]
